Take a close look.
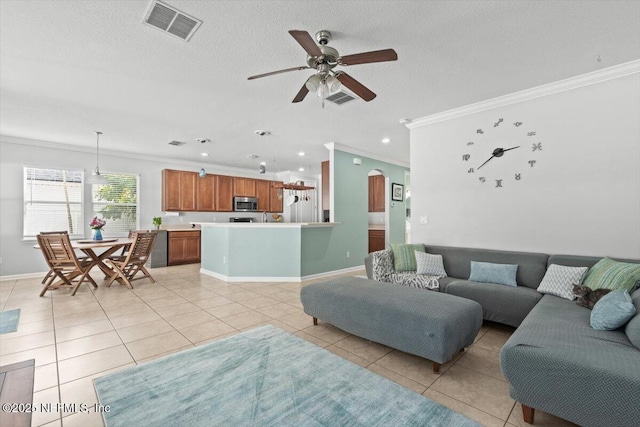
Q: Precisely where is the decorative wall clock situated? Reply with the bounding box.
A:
[462,118,542,188]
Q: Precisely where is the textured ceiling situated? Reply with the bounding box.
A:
[1,1,639,172]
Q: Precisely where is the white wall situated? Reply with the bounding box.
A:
[0,137,291,277]
[409,71,640,258]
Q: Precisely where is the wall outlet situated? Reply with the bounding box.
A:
[223,256,226,264]
[0,256,2,265]
[420,216,429,224]
[346,251,350,258]
[212,217,217,222]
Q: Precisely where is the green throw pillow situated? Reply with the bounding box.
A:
[583,257,640,292]
[389,244,425,272]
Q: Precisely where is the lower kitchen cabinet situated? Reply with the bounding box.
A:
[168,230,201,265]
[368,229,385,253]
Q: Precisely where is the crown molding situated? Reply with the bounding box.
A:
[407,59,640,129]
[324,142,410,168]
[0,134,289,178]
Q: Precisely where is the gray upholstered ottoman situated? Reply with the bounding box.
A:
[301,277,483,372]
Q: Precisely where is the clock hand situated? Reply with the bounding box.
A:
[502,145,520,152]
[477,146,520,170]
[476,155,495,170]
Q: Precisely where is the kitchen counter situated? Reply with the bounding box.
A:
[196,222,341,282]
[192,222,339,228]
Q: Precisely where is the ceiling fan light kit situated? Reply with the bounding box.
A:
[248,29,397,106]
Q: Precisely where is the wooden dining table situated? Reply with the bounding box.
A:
[35,238,134,289]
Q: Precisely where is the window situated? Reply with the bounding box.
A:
[23,167,84,238]
[91,173,139,237]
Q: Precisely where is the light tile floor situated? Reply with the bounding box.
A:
[0,265,576,427]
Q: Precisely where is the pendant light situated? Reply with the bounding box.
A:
[85,131,108,185]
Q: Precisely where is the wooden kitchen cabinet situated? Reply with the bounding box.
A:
[215,175,234,212]
[233,177,256,197]
[162,169,197,211]
[196,174,216,211]
[255,179,270,211]
[270,181,284,213]
[168,230,201,265]
[321,160,329,211]
[368,175,385,212]
[368,229,385,253]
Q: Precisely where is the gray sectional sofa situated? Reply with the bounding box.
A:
[365,245,549,327]
[365,245,640,426]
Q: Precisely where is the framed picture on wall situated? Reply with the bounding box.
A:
[391,183,404,202]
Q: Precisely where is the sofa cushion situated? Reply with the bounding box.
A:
[425,245,548,289]
[415,252,447,277]
[537,264,588,300]
[500,294,640,427]
[625,289,640,349]
[390,244,425,272]
[583,257,640,292]
[445,280,542,327]
[590,290,636,330]
[468,261,518,287]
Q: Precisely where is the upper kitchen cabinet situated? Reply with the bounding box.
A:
[162,169,197,211]
[270,181,284,213]
[255,179,270,211]
[215,175,234,212]
[233,177,256,197]
[196,174,216,211]
[368,174,385,212]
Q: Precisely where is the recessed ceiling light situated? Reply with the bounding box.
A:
[259,161,266,166]
[382,138,391,144]
[201,152,209,157]
[298,167,305,172]
[298,151,306,156]
[247,154,259,159]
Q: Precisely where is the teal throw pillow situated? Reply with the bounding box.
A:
[582,257,640,292]
[469,261,518,287]
[389,244,425,272]
[590,290,636,331]
[625,290,640,349]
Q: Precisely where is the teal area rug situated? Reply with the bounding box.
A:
[0,309,20,334]
[94,325,478,427]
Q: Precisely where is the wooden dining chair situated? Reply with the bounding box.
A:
[105,230,158,289]
[37,231,68,287]
[37,232,98,297]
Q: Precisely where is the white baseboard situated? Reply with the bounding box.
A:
[0,272,47,282]
[301,265,365,281]
[200,265,365,283]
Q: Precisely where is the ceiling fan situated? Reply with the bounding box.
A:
[248,30,398,105]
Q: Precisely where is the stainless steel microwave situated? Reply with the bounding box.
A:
[233,197,258,212]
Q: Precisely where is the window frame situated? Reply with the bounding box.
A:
[89,171,141,238]
[22,165,85,240]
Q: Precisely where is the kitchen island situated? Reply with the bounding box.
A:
[193,222,347,282]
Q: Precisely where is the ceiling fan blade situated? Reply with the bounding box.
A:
[289,30,322,57]
[335,72,376,102]
[292,84,309,103]
[248,66,310,80]
[339,49,398,66]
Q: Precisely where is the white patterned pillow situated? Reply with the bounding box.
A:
[372,249,394,282]
[537,264,588,300]
[415,251,447,277]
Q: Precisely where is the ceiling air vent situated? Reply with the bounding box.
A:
[326,91,357,106]
[143,1,202,41]
[168,140,186,146]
